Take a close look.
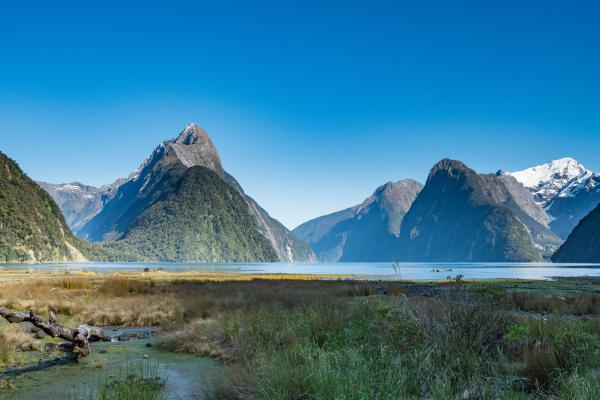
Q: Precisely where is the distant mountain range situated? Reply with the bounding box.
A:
[37,181,111,233]
[3,123,597,264]
[40,124,315,262]
[294,180,423,261]
[298,157,600,262]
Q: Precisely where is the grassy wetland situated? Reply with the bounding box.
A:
[0,270,599,399]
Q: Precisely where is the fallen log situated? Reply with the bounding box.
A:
[0,307,106,357]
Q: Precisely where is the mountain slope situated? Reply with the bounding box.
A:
[398,159,544,262]
[294,179,423,261]
[552,203,600,263]
[494,174,563,256]
[108,166,278,262]
[0,152,92,262]
[78,123,315,262]
[508,158,600,239]
[37,182,104,232]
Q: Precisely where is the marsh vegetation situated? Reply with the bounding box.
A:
[0,271,599,399]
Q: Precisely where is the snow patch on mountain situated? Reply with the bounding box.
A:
[508,158,596,206]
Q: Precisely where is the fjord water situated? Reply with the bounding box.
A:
[2,262,600,280]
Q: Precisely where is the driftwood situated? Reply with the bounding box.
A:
[0,307,106,357]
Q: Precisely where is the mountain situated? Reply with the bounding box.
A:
[0,151,118,263]
[107,166,278,262]
[294,180,423,261]
[77,123,315,262]
[508,158,600,239]
[495,174,551,227]
[552,203,600,263]
[37,182,104,232]
[397,159,555,262]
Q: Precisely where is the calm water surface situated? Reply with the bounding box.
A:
[2,262,600,280]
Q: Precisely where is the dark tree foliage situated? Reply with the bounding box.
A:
[0,151,134,262]
[108,166,278,262]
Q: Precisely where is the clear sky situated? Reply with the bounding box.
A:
[1,0,599,229]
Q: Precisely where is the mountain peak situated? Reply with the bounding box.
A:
[509,157,589,189]
[507,157,596,211]
[428,158,473,181]
[175,123,210,145]
[165,123,223,171]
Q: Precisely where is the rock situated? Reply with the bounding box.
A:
[30,341,42,351]
[118,333,129,342]
[34,330,46,339]
[44,343,60,353]
[99,349,108,354]
[20,343,32,351]
[146,343,152,348]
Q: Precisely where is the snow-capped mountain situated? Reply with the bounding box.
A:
[509,158,592,206]
[508,158,600,239]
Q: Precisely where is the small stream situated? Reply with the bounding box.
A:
[0,327,219,400]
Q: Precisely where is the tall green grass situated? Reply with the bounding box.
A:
[202,286,600,399]
[86,360,166,400]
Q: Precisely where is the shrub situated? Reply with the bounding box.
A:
[504,324,530,344]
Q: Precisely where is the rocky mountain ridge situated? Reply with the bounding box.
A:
[294,179,423,261]
[75,124,315,262]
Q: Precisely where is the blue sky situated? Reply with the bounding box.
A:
[1,0,599,229]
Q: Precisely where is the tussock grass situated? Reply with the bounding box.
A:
[166,281,600,399]
[87,360,165,400]
[0,325,33,366]
[57,277,93,290]
[2,271,600,399]
[511,291,600,315]
[98,278,155,297]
